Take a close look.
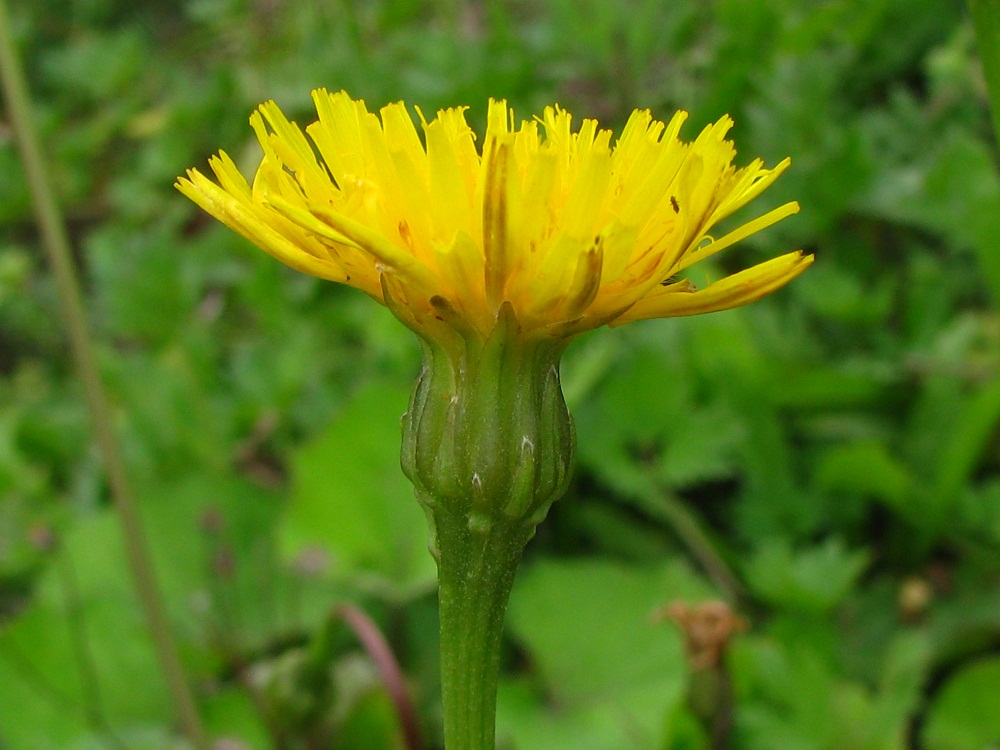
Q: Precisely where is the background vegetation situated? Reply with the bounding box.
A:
[2,0,1000,748]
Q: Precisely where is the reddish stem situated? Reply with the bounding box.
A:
[336,603,422,750]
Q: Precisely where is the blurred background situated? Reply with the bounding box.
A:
[2,0,1000,748]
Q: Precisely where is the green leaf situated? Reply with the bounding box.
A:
[970,0,1000,144]
[883,133,1000,306]
[336,683,408,750]
[201,686,271,750]
[499,557,712,748]
[923,656,1000,750]
[814,440,912,509]
[929,377,1000,528]
[959,481,1000,545]
[0,579,171,748]
[88,223,195,345]
[498,677,679,750]
[64,727,189,750]
[0,472,291,749]
[282,381,436,597]
[735,630,929,750]
[0,603,93,750]
[574,344,742,496]
[744,538,870,615]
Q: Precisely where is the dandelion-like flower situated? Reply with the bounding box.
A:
[178,91,812,750]
[177,89,810,346]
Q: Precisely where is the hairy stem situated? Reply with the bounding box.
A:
[432,507,532,750]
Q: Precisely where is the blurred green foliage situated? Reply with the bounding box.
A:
[2,0,1000,748]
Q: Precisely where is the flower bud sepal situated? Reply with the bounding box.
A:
[400,301,575,530]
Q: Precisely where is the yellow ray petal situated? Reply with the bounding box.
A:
[180,91,809,342]
[482,139,511,309]
[424,112,476,240]
[176,169,348,282]
[264,194,438,293]
[208,151,251,198]
[613,250,813,323]
[557,240,604,320]
[433,230,487,319]
[676,201,800,272]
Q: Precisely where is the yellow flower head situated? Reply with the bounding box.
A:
[177,89,811,342]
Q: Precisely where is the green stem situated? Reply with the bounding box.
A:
[0,5,208,748]
[432,506,532,750]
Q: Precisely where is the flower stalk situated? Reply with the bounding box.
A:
[432,506,534,750]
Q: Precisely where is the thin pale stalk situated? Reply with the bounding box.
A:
[0,4,209,748]
[639,485,744,604]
